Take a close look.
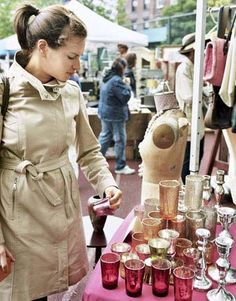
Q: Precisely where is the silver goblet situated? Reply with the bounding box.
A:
[207,236,235,301]
[217,207,236,239]
[193,228,212,291]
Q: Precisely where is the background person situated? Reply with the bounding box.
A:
[175,33,210,184]
[0,4,122,301]
[124,52,137,97]
[98,57,135,175]
[117,43,129,58]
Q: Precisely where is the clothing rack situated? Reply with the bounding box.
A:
[189,2,235,174]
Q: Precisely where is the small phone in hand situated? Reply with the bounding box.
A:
[0,257,12,282]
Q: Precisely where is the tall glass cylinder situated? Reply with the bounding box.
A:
[159,180,180,220]
[184,175,204,210]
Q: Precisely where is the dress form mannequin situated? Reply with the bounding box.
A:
[222,129,236,205]
[139,95,188,204]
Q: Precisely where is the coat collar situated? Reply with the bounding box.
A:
[8,51,66,101]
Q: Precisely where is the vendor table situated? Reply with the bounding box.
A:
[82,210,236,301]
[87,108,152,141]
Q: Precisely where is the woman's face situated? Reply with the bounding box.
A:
[36,36,85,83]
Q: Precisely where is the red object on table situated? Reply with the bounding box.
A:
[82,211,236,301]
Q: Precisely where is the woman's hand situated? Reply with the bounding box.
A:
[0,244,15,273]
[104,186,122,210]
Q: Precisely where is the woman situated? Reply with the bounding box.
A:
[98,58,135,175]
[0,4,122,301]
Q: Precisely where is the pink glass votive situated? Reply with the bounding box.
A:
[124,259,145,297]
[183,247,200,271]
[111,242,131,255]
[151,258,171,297]
[175,238,193,261]
[135,243,151,261]
[148,211,167,229]
[120,252,139,279]
[173,266,195,301]
[100,253,120,289]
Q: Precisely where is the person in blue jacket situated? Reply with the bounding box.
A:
[98,57,135,175]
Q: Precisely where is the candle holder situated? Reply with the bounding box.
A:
[158,229,179,259]
[217,207,236,239]
[193,228,212,291]
[214,169,225,209]
[207,236,235,301]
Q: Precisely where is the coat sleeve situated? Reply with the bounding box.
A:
[74,89,117,198]
[0,81,5,244]
[111,77,131,105]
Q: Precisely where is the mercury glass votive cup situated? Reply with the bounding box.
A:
[124,258,145,297]
[120,252,139,279]
[158,229,180,258]
[173,266,195,301]
[183,247,200,271]
[131,232,146,251]
[100,253,120,289]
[111,242,131,256]
[148,211,167,229]
[169,215,186,238]
[185,210,206,244]
[184,175,204,210]
[152,258,172,297]
[159,180,180,220]
[142,217,162,241]
[144,198,159,217]
[135,243,151,261]
[175,238,193,261]
[148,237,170,260]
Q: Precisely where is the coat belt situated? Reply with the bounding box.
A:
[0,154,70,208]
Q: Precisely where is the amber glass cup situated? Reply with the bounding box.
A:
[142,218,162,241]
[175,238,193,261]
[159,180,180,220]
[169,214,186,238]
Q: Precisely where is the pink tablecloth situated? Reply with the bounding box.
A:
[82,211,236,301]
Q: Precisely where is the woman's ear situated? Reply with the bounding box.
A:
[37,39,48,56]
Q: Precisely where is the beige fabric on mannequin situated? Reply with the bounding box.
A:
[139,109,188,204]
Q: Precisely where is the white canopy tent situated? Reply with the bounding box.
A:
[0,0,148,52]
[65,0,148,48]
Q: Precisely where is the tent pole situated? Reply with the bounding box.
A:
[189,0,207,174]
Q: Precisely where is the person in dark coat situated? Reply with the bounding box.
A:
[124,52,137,96]
[98,57,135,175]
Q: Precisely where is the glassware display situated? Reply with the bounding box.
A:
[193,228,212,291]
[207,236,235,301]
[202,175,213,207]
[120,252,139,279]
[184,175,204,210]
[111,242,131,255]
[203,206,218,241]
[159,180,180,220]
[131,232,146,251]
[142,217,162,241]
[144,198,159,217]
[178,185,188,214]
[158,229,179,259]
[135,243,151,261]
[183,247,200,271]
[175,238,193,261]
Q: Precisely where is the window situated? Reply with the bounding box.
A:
[156,0,164,9]
[144,0,150,9]
[132,0,138,11]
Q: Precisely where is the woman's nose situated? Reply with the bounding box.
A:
[73,59,80,70]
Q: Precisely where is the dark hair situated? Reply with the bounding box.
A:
[13,4,87,53]
[111,57,127,77]
[125,52,137,68]
[117,44,128,51]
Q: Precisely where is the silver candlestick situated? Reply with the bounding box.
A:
[207,236,235,301]
[194,228,212,291]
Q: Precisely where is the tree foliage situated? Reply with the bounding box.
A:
[161,0,232,45]
[79,0,113,21]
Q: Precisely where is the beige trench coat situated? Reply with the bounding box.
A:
[0,52,117,301]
